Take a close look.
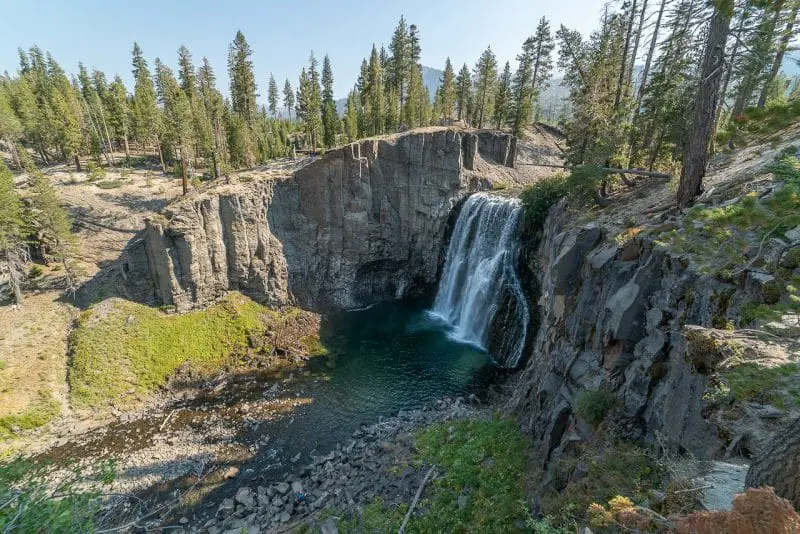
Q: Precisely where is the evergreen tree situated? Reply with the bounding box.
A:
[228,31,258,126]
[678,0,733,207]
[473,47,498,129]
[198,58,228,176]
[268,74,279,117]
[530,17,556,121]
[283,79,295,121]
[366,45,384,136]
[295,52,323,148]
[388,16,410,116]
[0,160,26,303]
[438,58,457,122]
[131,42,162,167]
[344,90,359,142]
[511,37,536,137]
[321,55,338,147]
[23,152,78,295]
[455,63,472,123]
[155,59,194,193]
[493,62,512,130]
[403,24,424,127]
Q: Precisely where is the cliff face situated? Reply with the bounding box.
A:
[124,129,516,312]
[510,203,734,463]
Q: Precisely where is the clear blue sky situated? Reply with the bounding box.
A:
[0,0,610,101]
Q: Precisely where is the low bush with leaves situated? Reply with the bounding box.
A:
[0,458,115,532]
[86,161,106,182]
[520,166,609,236]
[576,388,620,425]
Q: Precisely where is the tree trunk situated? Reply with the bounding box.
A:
[626,0,648,88]
[627,0,666,166]
[745,416,800,509]
[123,134,131,163]
[677,6,731,208]
[157,138,167,175]
[757,2,798,108]
[180,149,188,195]
[615,0,638,109]
[8,139,21,170]
[74,154,82,172]
[211,151,220,179]
[97,104,116,166]
[714,4,750,134]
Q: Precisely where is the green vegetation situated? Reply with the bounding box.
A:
[724,363,800,410]
[656,149,800,324]
[337,418,530,533]
[94,179,124,189]
[575,389,620,425]
[69,293,293,408]
[539,440,664,531]
[86,161,106,181]
[0,391,60,438]
[718,99,800,147]
[520,166,608,236]
[0,458,114,532]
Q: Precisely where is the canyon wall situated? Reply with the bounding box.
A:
[122,129,516,312]
[510,203,736,462]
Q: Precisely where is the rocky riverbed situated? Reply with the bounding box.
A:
[144,396,487,533]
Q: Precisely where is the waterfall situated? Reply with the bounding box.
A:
[431,194,530,367]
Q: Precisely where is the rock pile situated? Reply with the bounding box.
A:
[190,396,479,534]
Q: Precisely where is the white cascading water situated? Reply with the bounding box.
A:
[430,193,530,367]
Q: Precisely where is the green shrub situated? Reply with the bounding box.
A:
[520,175,568,235]
[28,265,42,279]
[576,389,619,425]
[0,458,114,532]
[86,161,106,181]
[94,179,123,189]
[0,391,60,438]
[520,166,609,236]
[190,176,202,190]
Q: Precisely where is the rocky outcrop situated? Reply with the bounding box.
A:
[511,202,738,462]
[125,130,515,311]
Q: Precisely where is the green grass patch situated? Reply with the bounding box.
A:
[337,418,530,533]
[540,440,664,531]
[94,179,124,189]
[724,363,800,410]
[0,392,60,439]
[68,293,280,408]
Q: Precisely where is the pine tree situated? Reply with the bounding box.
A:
[438,58,457,122]
[198,58,228,176]
[473,47,498,129]
[321,55,338,147]
[268,74,279,117]
[344,90,359,142]
[388,16,410,117]
[23,152,78,295]
[131,42,162,168]
[0,159,26,303]
[455,63,472,123]
[678,0,733,207]
[403,24,424,127]
[0,87,23,168]
[228,31,258,126]
[511,37,536,137]
[366,45,384,136]
[105,76,132,162]
[758,2,799,107]
[283,79,295,121]
[155,59,194,193]
[530,17,556,121]
[295,52,323,148]
[493,62,512,129]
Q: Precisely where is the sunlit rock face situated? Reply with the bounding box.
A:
[124,129,517,312]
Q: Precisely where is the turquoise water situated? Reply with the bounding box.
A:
[252,300,497,471]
